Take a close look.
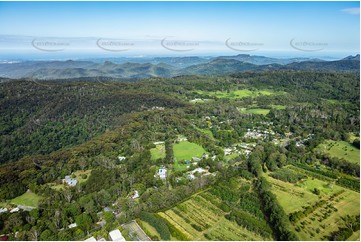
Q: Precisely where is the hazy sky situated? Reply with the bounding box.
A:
[0,1,359,58]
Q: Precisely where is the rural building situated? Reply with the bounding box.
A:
[190,167,207,175]
[131,190,139,199]
[108,229,126,241]
[63,176,78,186]
[68,223,77,229]
[104,207,114,213]
[118,156,126,162]
[85,236,96,241]
[10,207,19,213]
[192,157,201,161]
[157,168,167,179]
[0,208,7,214]
[187,174,195,180]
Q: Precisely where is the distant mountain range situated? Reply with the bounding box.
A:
[0,54,359,80]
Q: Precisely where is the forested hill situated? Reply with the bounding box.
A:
[0,70,359,241]
[0,80,186,164]
[1,70,359,165]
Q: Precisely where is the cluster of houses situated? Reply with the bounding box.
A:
[0,205,35,215]
[186,167,211,180]
[85,229,125,242]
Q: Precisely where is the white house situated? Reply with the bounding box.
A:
[0,208,8,213]
[63,176,78,186]
[10,207,19,213]
[85,236,97,242]
[118,156,126,162]
[192,157,201,161]
[68,223,77,229]
[158,168,167,179]
[131,190,139,199]
[108,229,126,241]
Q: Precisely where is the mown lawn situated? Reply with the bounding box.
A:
[173,141,206,161]
[239,107,270,115]
[316,140,359,164]
[150,144,166,160]
[10,191,41,207]
[271,104,287,110]
[196,128,214,140]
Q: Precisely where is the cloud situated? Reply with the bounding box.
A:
[341,8,360,15]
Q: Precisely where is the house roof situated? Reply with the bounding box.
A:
[108,229,126,242]
[85,236,97,242]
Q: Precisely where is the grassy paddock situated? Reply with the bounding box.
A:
[150,144,166,160]
[316,140,359,164]
[266,173,360,240]
[238,107,270,115]
[271,104,287,110]
[10,191,41,207]
[173,141,206,161]
[197,89,283,99]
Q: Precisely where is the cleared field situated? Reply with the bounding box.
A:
[347,231,360,241]
[173,160,188,172]
[294,189,359,240]
[158,191,269,241]
[150,144,166,160]
[316,140,359,164]
[10,191,41,207]
[196,127,214,140]
[271,104,286,110]
[239,108,270,115]
[197,89,283,99]
[173,141,206,161]
[137,220,162,240]
[224,153,239,161]
[266,174,360,240]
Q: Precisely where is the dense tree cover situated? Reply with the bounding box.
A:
[255,177,298,241]
[270,168,307,183]
[0,70,359,241]
[139,212,170,240]
[0,80,186,164]
[232,71,360,103]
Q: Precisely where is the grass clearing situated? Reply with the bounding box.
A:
[224,153,239,161]
[73,169,92,183]
[173,160,189,172]
[173,141,206,161]
[271,104,286,110]
[238,107,270,115]
[195,127,214,140]
[150,144,166,160]
[10,191,41,207]
[197,89,283,99]
[316,140,359,164]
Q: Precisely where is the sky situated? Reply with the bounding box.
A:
[0,1,359,59]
